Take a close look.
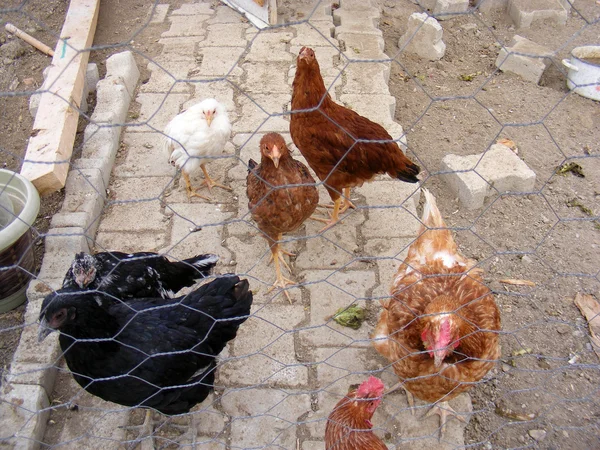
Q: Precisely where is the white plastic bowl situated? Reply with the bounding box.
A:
[562,45,600,101]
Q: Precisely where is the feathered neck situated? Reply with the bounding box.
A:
[292,60,330,110]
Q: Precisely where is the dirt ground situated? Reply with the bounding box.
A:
[1,0,599,449]
[378,1,600,449]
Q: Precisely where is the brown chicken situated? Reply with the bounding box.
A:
[290,46,421,230]
[246,133,318,302]
[372,189,500,440]
[325,376,387,450]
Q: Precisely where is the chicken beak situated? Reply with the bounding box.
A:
[299,46,310,60]
[205,111,214,127]
[271,145,281,169]
[38,318,54,342]
[433,348,446,368]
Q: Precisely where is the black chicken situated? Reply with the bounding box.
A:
[39,275,253,442]
[62,251,219,299]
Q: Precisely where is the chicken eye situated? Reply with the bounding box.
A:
[212,109,216,114]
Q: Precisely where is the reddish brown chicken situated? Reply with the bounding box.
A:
[246,133,318,302]
[372,189,500,440]
[325,377,387,450]
[290,46,421,230]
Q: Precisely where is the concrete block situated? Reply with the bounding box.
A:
[333,6,380,28]
[221,388,311,449]
[208,5,245,24]
[246,32,294,62]
[171,3,214,15]
[297,270,375,348]
[157,36,201,62]
[290,21,336,47]
[219,304,308,386]
[140,58,196,93]
[234,93,290,133]
[105,51,140,98]
[476,0,508,14]
[127,92,188,133]
[50,212,91,229]
[98,199,166,233]
[242,62,289,93]
[339,94,396,128]
[508,0,568,28]
[336,32,385,59]
[7,361,57,397]
[85,63,99,93]
[197,46,245,78]
[94,230,167,253]
[37,227,90,281]
[399,13,446,61]
[113,132,175,178]
[162,15,210,37]
[342,62,390,95]
[495,35,553,84]
[203,23,248,47]
[440,143,537,209]
[0,384,50,450]
[429,0,470,18]
[149,3,169,24]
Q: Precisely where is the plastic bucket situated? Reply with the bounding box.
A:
[562,45,600,101]
[0,169,40,313]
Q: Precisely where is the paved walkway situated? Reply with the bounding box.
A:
[5,1,470,449]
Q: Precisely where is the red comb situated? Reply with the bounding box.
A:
[356,376,384,398]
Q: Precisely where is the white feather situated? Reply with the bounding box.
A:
[163,98,232,175]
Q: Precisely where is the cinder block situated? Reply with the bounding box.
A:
[440,143,537,209]
[105,51,140,98]
[495,35,553,84]
[476,0,508,14]
[399,13,446,61]
[420,0,469,18]
[508,0,568,28]
[0,383,50,450]
[37,227,90,281]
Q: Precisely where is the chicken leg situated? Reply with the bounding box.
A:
[424,400,467,442]
[387,381,416,416]
[122,409,157,450]
[200,164,232,192]
[182,172,210,201]
[317,188,356,213]
[266,235,295,303]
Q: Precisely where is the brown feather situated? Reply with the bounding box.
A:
[246,133,318,242]
[373,190,501,404]
[290,47,420,202]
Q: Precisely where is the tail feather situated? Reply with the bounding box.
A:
[421,188,447,229]
[396,161,421,184]
[165,254,219,293]
[184,253,219,275]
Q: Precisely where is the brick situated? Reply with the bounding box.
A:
[337,32,385,60]
[246,31,294,62]
[105,51,140,98]
[399,13,446,61]
[508,0,568,28]
[94,231,167,253]
[203,23,248,47]
[208,5,245,24]
[298,270,376,348]
[234,94,290,133]
[98,199,165,232]
[364,237,413,298]
[109,176,171,201]
[242,62,290,93]
[440,143,537,209]
[193,78,236,112]
[165,202,233,262]
[338,94,396,128]
[0,384,50,450]
[333,7,380,29]
[162,15,210,37]
[290,21,337,47]
[495,35,552,84]
[221,388,311,449]
[171,3,214,16]
[113,132,175,178]
[140,58,196,93]
[219,304,308,386]
[197,46,245,78]
[342,62,390,95]
[157,36,202,62]
[422,0,470,18]
[477,0,508,14]
[127,92,189,133]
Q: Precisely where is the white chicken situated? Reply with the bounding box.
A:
[163,98,232,200]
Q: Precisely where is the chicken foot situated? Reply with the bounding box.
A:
[317,188,356,213]
[200,164,232,192]
[266,241,295,303]
[424,400,467,442]
[182,172,211,200]
[121,409,158,450]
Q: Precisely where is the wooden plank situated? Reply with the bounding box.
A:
[20,0,100,195]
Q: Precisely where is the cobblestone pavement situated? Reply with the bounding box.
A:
[4,1,471,449]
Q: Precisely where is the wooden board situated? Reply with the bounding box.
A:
[20,0,100,195]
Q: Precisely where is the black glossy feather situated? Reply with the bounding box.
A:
[62,251,219,299]
[40,276,252,414]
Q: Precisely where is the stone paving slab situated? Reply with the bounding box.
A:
[21,1,470,449]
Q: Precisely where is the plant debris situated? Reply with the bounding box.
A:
[556,162,585,177]
[573,293,600,360]
[566,198,593,216]
[332,305,365,329]
[499,278,536,287]
[512,348,532,357]
[459,71,482,81]
[495,405,535,422]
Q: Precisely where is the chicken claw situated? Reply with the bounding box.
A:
[200,164,232,192]
[267,242,296,303]
[182,172,211,201]
[424,400,467,441]
[121,409,157,450]
[387,381,416,416]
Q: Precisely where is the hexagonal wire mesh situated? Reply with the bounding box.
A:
[1,0,599,448]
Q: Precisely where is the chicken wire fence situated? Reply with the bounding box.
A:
[1,0,599,449]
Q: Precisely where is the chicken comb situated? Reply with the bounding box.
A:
[356,376,385,398]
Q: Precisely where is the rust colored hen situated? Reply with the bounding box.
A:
[325,376,387,450]
[290,46,421,230]
[246,133,318,302]
[372,189,500,440]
